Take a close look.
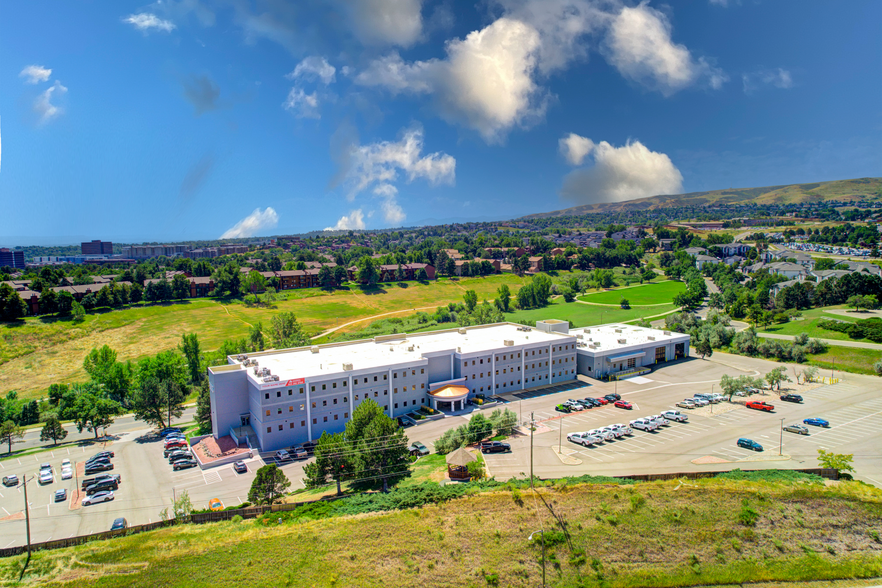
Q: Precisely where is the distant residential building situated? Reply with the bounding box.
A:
[528,256,543,272]
[694,255,719,270]
[719,243,751,257]
[0,248,25,270]
[81,240,113,255]
[123,244,191,259]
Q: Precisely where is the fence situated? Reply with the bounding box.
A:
[0,468,839,559]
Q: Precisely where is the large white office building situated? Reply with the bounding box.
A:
[208,321,689,452]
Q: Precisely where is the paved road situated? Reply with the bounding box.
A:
[757,332,882,350]
[15,407,197,453]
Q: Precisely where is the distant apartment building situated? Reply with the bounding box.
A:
[0,248,25,270]
[184,245,249,259]
[122,244,191,259]
[81,240,113,255]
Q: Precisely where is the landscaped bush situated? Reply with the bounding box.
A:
[819,317,882,343]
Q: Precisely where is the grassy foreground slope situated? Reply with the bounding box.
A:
[2,477,880,587]
[0,275,525,398]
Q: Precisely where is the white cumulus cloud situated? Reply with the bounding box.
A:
[603,2,726,95]
[124,13,176,32]
[19,65,52,84]
[341,0,423,48]
[742,68,793,94]
[287,56,336,85]
[325,209,367,231]
[559,133,595,166]
[34,81,68,124]
[560,136,683,204]
[220,207,279,238]
[356,17,544,143]
[283,88,321,119]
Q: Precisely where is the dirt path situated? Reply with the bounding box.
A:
[220,304,253,328]
[311,306,440,339]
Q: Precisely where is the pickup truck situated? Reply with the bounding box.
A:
[81,474,121,490]
[480,441,511,454]
[746,400,775,412]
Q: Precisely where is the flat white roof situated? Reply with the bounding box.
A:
[569,323,689,354]
[230,322,573,383]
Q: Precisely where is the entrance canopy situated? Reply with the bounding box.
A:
[606,351,646,363]
[428,384,470,413]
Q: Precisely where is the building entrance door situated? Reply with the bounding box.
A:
[240,414,250,427]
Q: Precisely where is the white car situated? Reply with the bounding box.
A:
[61,459,71,469]
[563,399,584,411]
[567,432,602,447]
[676,399,696,409]
[38,470,53,485]
[61,468,73,480]
[709,393,725,403]
[630,418,658,432]
[82,490,114,506]
[586,428,615,442]
[690,397,709,407]
[648,414,670,427]
[660,410,688,423]
[600,426,625,439]
[694,394,720,404]
[609,424,633,436]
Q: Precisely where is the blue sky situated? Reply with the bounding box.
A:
[1,0,880,244]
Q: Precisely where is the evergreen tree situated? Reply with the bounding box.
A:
[248,464,291,505]
[40,414,68,446]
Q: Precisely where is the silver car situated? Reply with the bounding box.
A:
[648,414,670,427]
[677,399,696,409]
[690,397,710,407]
[660,410,688,423]
[630,418,658,432]
[783,424,809,436]
[82,490,114,506]
[567,432,602,447]
[587,428,615,442]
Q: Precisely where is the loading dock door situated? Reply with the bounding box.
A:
[654,347,666,363]
[675,343,685,359]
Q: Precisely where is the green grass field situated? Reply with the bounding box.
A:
[3,476,880,587]
[507,297,678,328]
[0,274,527,398]
[759,305,878,344]
[808,346,882,376]
[578,280,685,306]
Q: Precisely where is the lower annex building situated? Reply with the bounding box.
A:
[208,321,689,452]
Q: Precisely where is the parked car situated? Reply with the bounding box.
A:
[164,446,186,457]
[676,399,696,409]
[163,441,187,451]
[61,468,73,480]
[582,398,601,407]
[169,453,194,464]
[480,441,511,454]
[803,418,830,428]
[647,415,670,427]
[605,393,621,401]
[61,458,71,469]
[88,451,115,460]
[54,489,67,502]
[780,394,803,403]
[784,424,809,435]
[40,463,51,472]
[694,393,720,404]
[746,401,775,412]
[555,404,572,413]
[737,438,763,452]
[110,518,128,531]
[274,450,292,462]
[173,459,198,471]
[159,427,182,437]
[85,479,119,495]
[82,491,115,506]
[594,397,609,405]
[567,432,602,447]
[600,426,625,439]
[287,446,309,460]
[2,475,19,487]
[614,400,633,410]
[301,441,318,456]
[574,399,594,409]
[563,399,584,411]
[233,461,247,474]
[690,397,709,407]
[587,428,614,442]
[630,418,658,432]
[397,416,416,428]
[709,393,725,403]
[609,424,633,436]
[660,410,688,423]
[85,462,114,475]
[39,470,53,485]
[81,474,120,490]
[408,441,430,456]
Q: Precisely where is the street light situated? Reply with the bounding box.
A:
[779,417,784,456]
[528,530,546,587]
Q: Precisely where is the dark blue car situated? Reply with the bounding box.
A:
[803,418,830,428]
[737,438,763,452]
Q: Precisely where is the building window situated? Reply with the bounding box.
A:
[394,372,397,378]
[333,382,337,388]
[394,388,398,393]
[300,404,305,411]
[278,425,283,431]
[374,376,378,381]
[324,416,328,422]
[313,418,317,424]
[277,408,282,414]
[264,393,269,400]
[322,400,327,407]
[374,391,379,397]
[394,403,398,409]
[503,369,507,374]
[334,414,338,421]
[322,384,326,390]
[412,385,416,391]
[355,394,359,400]
[265,410,270,416]
[343,381,347,387]
[480,359,483,364]
[421,383,425,389]
[290,423,295,429]
[276,391,281,398]
[300,388,304,394]
[412,370,416,376]
[311,386,315,392]
[311,402,316,408]
[344,412,348,418]
[288,390,292,396]
[421,368,425,374]
[384,374,388,380]
[421,399,425,404]
[344,396,349,402]
[384,390,388,395]
[267,427,271,433]
[302,420,306,426]
[289,406,293,412]
[403,401,408,407]
[495,370,499,375]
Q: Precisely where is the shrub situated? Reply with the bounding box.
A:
[629,493,645,511]
[231,515,243,523]
[739,501,759,527]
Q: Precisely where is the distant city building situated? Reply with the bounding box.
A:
[122,244,192,259]
[81,240,113,255]
[0,248,25,270]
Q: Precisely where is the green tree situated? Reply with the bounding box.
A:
[765,366,791,391]
[248,464,291,505]
[47,383,69,407]
[495,284,511,312]
[243,270,266,294]
[304,431,350,495]
[83,345,118,383]
[0,420,24,455]
[72,301,86,322]
[179,333,202,384]
[195,380,212,434]
[333,265,349,285]
[817,449,856,476]
[72,393,120,439]
[467,412,491,443]
[171,274,191,299]
[345,399,410,492]
[318,265,333,289]
[357,256,378,285]
[173,489,194,519]
[39,414,68,446]
[136,350,189,391]
[694,337,713,359]
[463,290,478,312]
[56,290,75,315]
[131,377,185,429]
[249,321,265,351]
[270,312,309,348]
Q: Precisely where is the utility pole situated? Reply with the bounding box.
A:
[831,358,835,382]
[23,476,32,556]
[529,530,546,588]
[530,411,534,489]
[779,418,784,456]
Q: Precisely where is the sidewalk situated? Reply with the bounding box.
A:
[757,332,882,351]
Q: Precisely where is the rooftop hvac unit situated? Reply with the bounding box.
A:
[407,345,414,352]
[576,334,583,339]
[343,362,353,371]
[273,375,280,381]
[647,336,655,341]
[253,367,259,375]
[252,360,259,367]
[503,339,514,346]
[458,328,467,334]
[663,331,671,335]
[262,376,274,383]
[618,339,627,344]
[310,346,320,354]
[615,329,622,333]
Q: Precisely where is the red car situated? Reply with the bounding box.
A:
[595,397,609,405]
[614,400,632,410]
[746,401,774,412]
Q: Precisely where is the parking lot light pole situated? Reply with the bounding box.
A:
[528,530,546,588]
[779,418,784,456]
[23,476,32,556]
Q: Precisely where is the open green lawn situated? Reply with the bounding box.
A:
[0,274,527,398]
[507,297,678,328]
[3,476,880,588]
[578,280,685,306]
[759,305,878,344]
[808,345,882,377]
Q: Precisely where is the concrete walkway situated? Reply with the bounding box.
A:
[757,332,882,351]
